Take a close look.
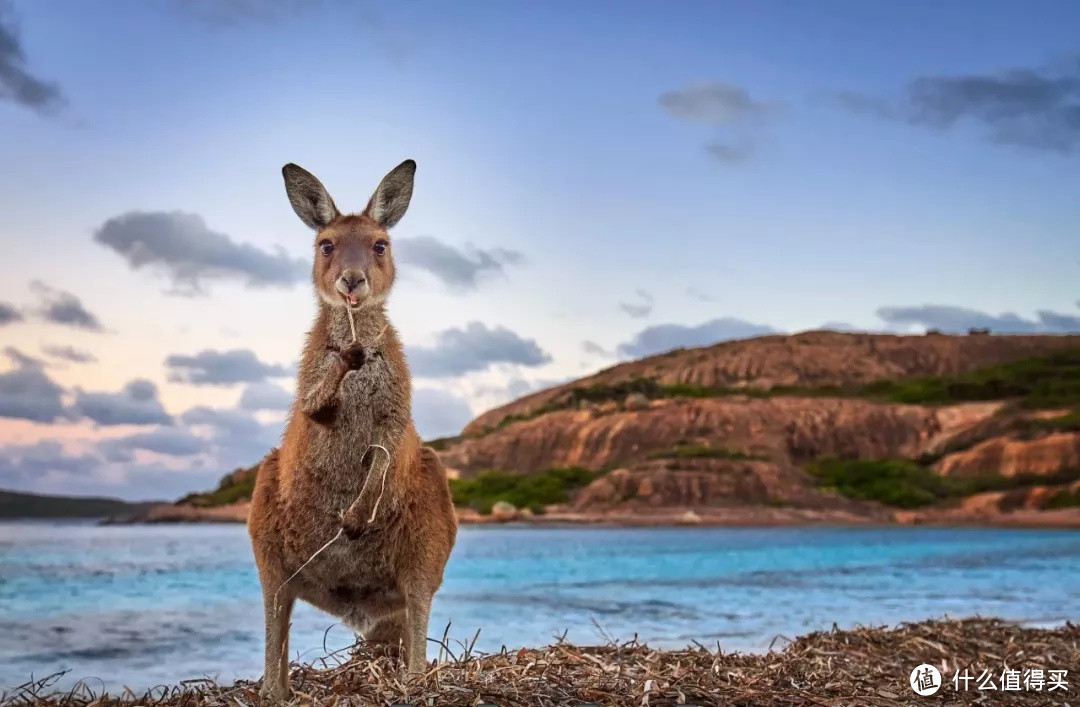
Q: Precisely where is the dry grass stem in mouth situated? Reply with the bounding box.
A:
[7,617,1078,706]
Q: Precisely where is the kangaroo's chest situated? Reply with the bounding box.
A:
[327,353,400,448]
[288,353,403,516]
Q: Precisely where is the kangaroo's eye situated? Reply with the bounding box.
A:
[319,240,334,256]
[373,240,388,255]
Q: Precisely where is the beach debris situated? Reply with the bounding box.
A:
[4,617,1077,706]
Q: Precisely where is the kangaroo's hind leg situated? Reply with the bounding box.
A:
[406,592,433,674]
[362,610,408,662]
[259,579,295,701]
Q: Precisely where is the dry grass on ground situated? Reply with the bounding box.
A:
[4,618,1078,706]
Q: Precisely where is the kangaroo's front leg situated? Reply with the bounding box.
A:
[300,344,365,420]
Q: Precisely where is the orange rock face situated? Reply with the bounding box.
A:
[570,458,882,516]
[440,397,999,477]
[429,332,1080,527]
[936,432,1080,478]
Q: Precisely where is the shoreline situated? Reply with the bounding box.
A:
[95,500,1080,529]
[7,617,1074,706]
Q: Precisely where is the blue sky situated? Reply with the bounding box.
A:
[1,0,1078,499]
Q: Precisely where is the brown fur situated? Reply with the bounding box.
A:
[248,161,457,701]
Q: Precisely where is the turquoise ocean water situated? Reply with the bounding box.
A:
[1,522,1078,693]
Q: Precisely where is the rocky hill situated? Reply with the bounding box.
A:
[464,330,1080,434]
[124,330,1080,526]
[443,330,1080,526]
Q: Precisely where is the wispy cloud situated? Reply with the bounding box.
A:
[409,322,551,377]
[0,347,66,422]
[93,211,306,295]
[0,441,99,488]
[0,301,22,325]
[819,321,864,333]
[394,236,525,292]
[70,379,173,426]
[659,81,779,162]
[99,427,208,463]
[828,55,1080,154]
[618,317,775,358]
[166,349,293,385]
[876,304,1080,333]
[618,289,654,319]
[0,2,64,114]
[42,344,97,364]
[180,405,281,468]
[659,82,775,125]
[31,281,104,331]
[687,287,716,303]
[704,143,754,162]
[238,381,293,411]
[581,340,611,357]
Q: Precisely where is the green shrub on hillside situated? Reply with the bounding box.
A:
[1045,488,1080,509]
[488,408,558,433]
[181,474,256,508]
[567,378,665,403]
[806,458,951,508]
[424,436,460,451]
[1013,409,1080,435]
[474,350,1080,441]
[861,350,1080,407]
[449,467,595,515]
[660,382,727,398]
[484,379,667,434]
[807,457,1080,509]
[639,351,1080,407]
[650,444,761,461]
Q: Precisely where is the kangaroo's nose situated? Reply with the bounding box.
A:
[339,269,367,293]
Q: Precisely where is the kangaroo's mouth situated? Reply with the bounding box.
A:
[335,278,371,309]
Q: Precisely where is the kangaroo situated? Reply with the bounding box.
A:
[248,159,457,701]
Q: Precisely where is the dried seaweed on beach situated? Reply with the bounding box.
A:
[5,618,1078,706]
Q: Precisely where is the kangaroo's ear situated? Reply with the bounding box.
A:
[282,163,340,230]
[364,159,416,229]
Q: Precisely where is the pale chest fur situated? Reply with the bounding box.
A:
[293,308,412,501]
[316,358,400,461]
